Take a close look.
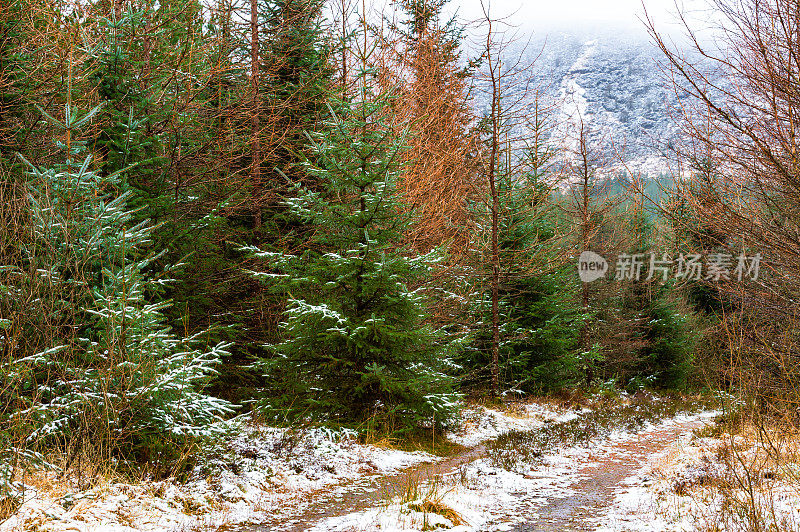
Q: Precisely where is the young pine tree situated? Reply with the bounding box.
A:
[638,282,698,389]
[10,104,233,470]
[462,139,582,393]
[245,64,459,435]
[498,186,582,392]
[613,207,699,390]
[261,0,334,190]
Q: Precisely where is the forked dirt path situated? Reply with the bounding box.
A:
[513,417,708,531]
[239,415,709,532]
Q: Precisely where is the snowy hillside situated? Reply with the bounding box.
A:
[479,28,686,176]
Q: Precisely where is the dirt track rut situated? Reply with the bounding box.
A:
[238,416,708,532]
[512,417,705,531]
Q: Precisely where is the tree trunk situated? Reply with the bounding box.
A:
[579,126,592,388]
[488,51,501,398]
[250,0,261,228]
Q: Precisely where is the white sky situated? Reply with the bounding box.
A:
[361,0,716,38]
[444,0,688,29]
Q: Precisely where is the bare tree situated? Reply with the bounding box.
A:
[562,116,625,386]
[646,0,800,401]
[473,2,557,396]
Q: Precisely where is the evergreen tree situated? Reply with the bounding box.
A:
[89,7,157,181]
[157,0,336,402]
[8,104,233,469]
[245,65,459,434]
[0,0,29,164]
[500,205,582,392]
[261,0,333,190]
[86,0,208,212]
[462,145,582,393]
[638,282,697,389]
[609,206,699,390]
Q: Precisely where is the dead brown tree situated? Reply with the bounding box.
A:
[377,0,478,255]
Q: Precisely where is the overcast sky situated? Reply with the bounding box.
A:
[363,0,716,39]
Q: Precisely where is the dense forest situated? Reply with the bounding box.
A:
[0,0,799,529]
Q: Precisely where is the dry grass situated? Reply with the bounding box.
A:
[407,499,465,527]
[657,412,800,532]
[385,471,464,530]
[362,426,467,458]
[0,497,19,522]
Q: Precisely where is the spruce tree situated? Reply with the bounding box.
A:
[261,0,333,189]
[159,0,336,401]
[499,190,582,392]
[462,145,582,393]
[89,7,157,181]
[612,206,699,390]
[0,0,28,163]
[9,103,233,469]
[245,64,459,434]
[638,282,697,389]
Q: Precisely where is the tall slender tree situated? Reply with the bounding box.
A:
[383,0,476,253]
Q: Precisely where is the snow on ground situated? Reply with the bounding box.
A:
[307,410,716,532]
[594,413,800,532]
[0,422,435,532]
[6,401,739,532]
[445,400,582,447]
[304,451,585,532]
[0,400,569,532]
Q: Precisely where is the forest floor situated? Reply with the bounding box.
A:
[3,394,799,532]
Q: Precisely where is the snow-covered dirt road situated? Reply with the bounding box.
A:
[2,399,725,532]
[270,409,716,532]
[512,416,708,531]
[241,445,488,532]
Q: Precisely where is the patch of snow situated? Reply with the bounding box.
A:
[593,411,800,532]
[306,453,583,532]
[2,422,434,532]
[552,39,598,159]
[446,401,579,447]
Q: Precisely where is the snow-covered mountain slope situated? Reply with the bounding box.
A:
[476,28,689,176]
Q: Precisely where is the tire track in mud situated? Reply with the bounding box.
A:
[238,444,486,532]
